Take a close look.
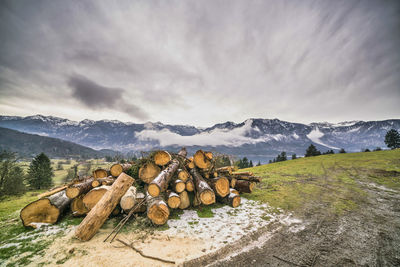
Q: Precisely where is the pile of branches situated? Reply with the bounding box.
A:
[20,147,261,241]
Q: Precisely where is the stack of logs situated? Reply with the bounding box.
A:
[20,147,261,241]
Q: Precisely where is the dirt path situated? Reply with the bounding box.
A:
[191,172,400,266]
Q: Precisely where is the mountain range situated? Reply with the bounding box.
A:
[0,115,398,162]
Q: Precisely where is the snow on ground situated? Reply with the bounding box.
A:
[306,127,339,149]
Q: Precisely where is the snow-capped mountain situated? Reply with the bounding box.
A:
[0,115,398,161]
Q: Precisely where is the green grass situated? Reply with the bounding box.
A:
[242,149,400,215]
[196,202,224,218]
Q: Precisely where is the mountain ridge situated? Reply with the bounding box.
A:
[0,114,399,162]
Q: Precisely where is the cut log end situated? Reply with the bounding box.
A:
[177,169,189,182]
[214,177,230,197]
[154,151,172,166]
[93,169,108,179]
[110,164,123,177]
[193,150,212,169]
[66,187,79,199]
[174,180,186,193]
[21,199,60,227]
[178,191,190,209]
[147,200,169,225]
[71,195,89,217]
[148,183,161,197]
[167,193,181,209]
[199,190,215,205]
[186,180,194,192]
[139,162,161,184]
[82,186,109,210]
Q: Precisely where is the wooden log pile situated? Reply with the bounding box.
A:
[19,148,261,241]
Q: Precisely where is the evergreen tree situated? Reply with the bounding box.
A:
[384,129,400,149]
[249,160,253,167]
[305,144,321,157]
[3,166,26,195]
[339,148,346,153]
[373,147,382,151]
[256,161,261,166]
[27,153,53,189]
[292,154,297,160]
[268,160,272,164]
[364,148,370,152]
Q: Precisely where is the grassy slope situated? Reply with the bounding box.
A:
[242,149,400,215]
[1,150,399,265]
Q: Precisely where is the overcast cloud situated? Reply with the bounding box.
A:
[0,0,399,126]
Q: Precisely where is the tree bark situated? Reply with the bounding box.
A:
[20,190,71,228]
[93,168,108,179]
[148,148,187,197]
[71,195,89,216]
[138,162,161,184]
[75,172,134,241]
[207,177,230,197]
[234,180,256,193]
[120,186,137,211]
[133,192,147,213]
[216,166,233,175]
[37,185,68,199]
[66,178,94,199]
[147,193,169,225]
[153,150,172,166]
[167,191,181,209]
[110,163,132,177]
[190,168,215,205]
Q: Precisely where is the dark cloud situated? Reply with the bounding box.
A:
[68,74,148,120]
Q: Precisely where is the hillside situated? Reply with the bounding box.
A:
[218,149,400,266]
[0,127,118,158]
[0,115,398,162]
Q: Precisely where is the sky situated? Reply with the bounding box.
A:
[0,0,399,127]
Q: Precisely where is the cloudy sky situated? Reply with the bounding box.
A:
[0,0,399,127]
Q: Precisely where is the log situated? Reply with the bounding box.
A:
[234,180,256,193]
[230,177,237,188]
[218,191,241,208]
[178,190,190,209]
[193,150,213,169]
[110,163,132,177]
[185,178,194,192]
[92,177,114,187]
[207,177,230,197]
[232,171,254,176]
[148,148,187,197]
[37,185,68,199]
[66,178,94,199]
[167,191,181,209]
[187,157,195,169]
[120,186,137,211]
[147,193,169,225]
[138,162,161,184]
[190,168,215,205]
[232,175,262,183]
[153,150,172,166]
[71,195,89,216]
[82,185,111,210]
[177,169,189,182]
[93,168,108,179]
[216,166,233,175]
[20,190,71,228]
[173,179,186,193]
[75,173,134,241]
[133,192,147,213]
[230,188,240,195]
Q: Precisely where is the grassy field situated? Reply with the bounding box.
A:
[1,150,399,266]
[242,149,400,215]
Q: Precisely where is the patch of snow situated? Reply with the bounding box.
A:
[292,132,299,139]
[306,127,339,149]
[348,126,361,133]
[0,243,20,249]
[166,198,278,251]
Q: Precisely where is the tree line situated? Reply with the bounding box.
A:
[0,152,53,197]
